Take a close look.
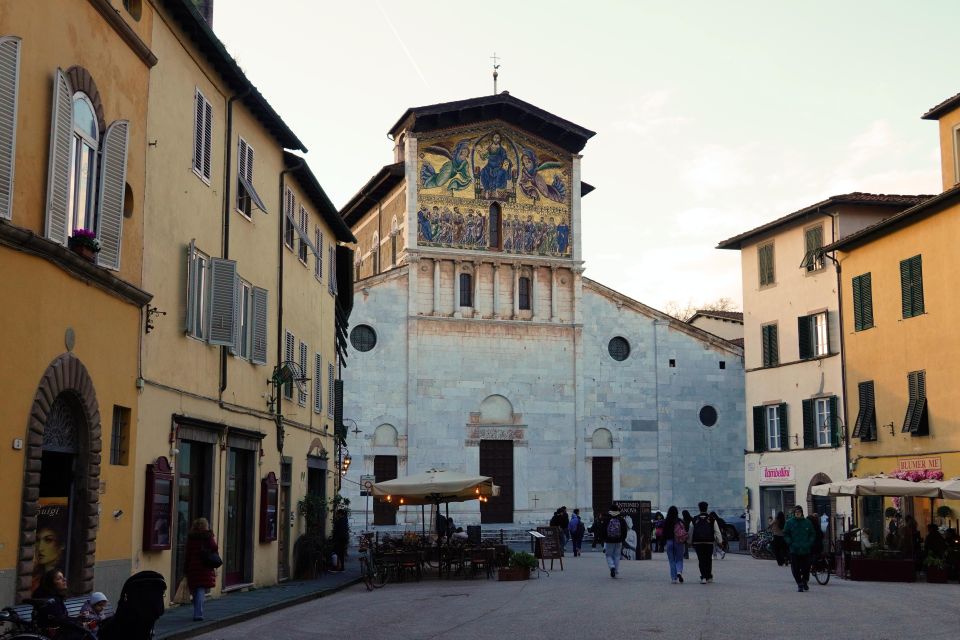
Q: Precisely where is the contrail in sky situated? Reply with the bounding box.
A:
[375,1,431,89]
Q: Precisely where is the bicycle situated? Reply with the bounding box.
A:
[1,603,96,640]
[810,551,832,585]
[357,534,388,591]
[749,531,775,560]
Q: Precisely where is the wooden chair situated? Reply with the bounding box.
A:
[468,548,495,579]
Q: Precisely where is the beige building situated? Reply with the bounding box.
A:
[687,310,744,344]
[718,193,926,532]
[133,0,354,597]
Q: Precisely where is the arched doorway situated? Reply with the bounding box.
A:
[808,472,834,544]
[17,353,101,601]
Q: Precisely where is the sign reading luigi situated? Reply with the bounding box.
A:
[897,457,941,472]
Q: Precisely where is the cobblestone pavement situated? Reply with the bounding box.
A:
[193,551,959,640]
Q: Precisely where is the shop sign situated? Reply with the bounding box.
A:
[898,457,941,472]
[760,465,795,485]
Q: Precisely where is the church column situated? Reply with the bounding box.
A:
[433,258,440,315]
[512,262,520,320]
[492,262,500,319]
[453,259,462,318]
[550,265,558,322]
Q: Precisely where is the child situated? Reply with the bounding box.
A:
[78,591,109,637]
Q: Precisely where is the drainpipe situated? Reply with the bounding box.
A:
[275,157,305,453]
[219,87,251,400]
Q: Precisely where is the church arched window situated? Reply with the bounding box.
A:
[518,276,531,310]
[489,203,501,250]
[390,217,398,265]
[592,428,613,449]
[459,272,473,307]
[371,233,380,275]
[374,424,398,447]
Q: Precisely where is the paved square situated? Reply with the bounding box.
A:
[195,552,959,640]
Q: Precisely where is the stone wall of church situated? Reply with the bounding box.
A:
[580,286,745,515]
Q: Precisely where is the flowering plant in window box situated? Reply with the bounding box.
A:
[68,229,100,261]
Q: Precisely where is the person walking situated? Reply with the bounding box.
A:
[588,512,606,550]
[682,510,693,559]
[664,506,686,584]
[569,508,586,557]
[784,505,816,592]
[689,501,722,584]
[558,506,570,551]
[185,517,218,621]
[771,511,787,566]
[601,505,628,578]
[331,508,350,571]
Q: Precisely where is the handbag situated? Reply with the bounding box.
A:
[201,541,223,569]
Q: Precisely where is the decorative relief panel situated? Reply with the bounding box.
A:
[416,124,572,257]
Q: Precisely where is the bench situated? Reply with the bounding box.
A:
[6,595,114,624]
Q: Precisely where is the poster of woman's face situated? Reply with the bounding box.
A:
[33,498,68,592]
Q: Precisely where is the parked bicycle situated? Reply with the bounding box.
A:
[749,530,775,560]
[0,602,95,640]
[357,533,388,591]
[810,551,833,585]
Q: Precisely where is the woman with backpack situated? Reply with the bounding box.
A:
[601,505,628,578]
[185,517,219,621]
[664,506,686,583]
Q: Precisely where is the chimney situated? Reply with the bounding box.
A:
[190,0,214,26]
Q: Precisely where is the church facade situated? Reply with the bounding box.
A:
[339,93,745,527]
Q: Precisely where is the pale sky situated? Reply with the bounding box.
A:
[214,1,954,313]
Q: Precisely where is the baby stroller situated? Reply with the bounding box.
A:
[99,571,166,640]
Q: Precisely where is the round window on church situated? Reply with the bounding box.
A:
[350,325,377,352]
[699,405,718,428]
[608,337,630,361]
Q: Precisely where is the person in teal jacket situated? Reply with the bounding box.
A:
[783,505,816,592]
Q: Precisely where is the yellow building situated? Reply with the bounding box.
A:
[0,0,154,603]
[827,91,960,541]
[136,0,354,598]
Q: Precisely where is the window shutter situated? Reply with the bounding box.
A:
[245,141,253,181]
[911,256,924,316]
[0,37,21,221]
[207,258,238,347]
[298,342,308,405]
[860,273,874,329]
[250,286,268,364]
[193,91,204,175]
[802,399,815,449]
[829,396,840,447]
[778,403,789,450]
[798,315,812,360]
[752,406,765,453]
[96,120,129,270]
[314,353,322,413]
[327,362,335,419]
[185,240,197,332]
[283,331,294,399]
[761,326,770,367]
[334,379,344,430]
[328,245,335,294]
[229,279,242,356]
[238,138,248,184]
[852,276,863,330]
[202,99,212,180]
[315,228,323,280]
[45,69,72,245]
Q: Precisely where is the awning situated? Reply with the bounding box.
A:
[372,468,499,506]
[811,474,943,498]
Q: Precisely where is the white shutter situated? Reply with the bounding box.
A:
[314,353,322,413]
[315,228,323,280]
[202,97,212,181]
[251,286,268,365]
[298,342,308,405]
[283,330,294,400]
[45,69,73,245]
[96,120,129,270]
[237,138,248,185]
[327,363,335,418]
[185,240,197,333]
[328,245,335,294]
[207,257,238,346]
[244,140,253,182]
[229,278,242,356]
[193,90,204,176]
[0,37,21,221]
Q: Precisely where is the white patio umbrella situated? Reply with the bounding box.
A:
[371,468,499,505]
[810,474,943,498]
[936,478,960,500]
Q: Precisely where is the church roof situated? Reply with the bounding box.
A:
[388,92,596,154]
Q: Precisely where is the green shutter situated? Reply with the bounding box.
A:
[852,276,863,330]
[769,324,779,366]
[753,406,765,453]
[854,273,874,330]
[802,399,815,449]
[798,315,812,359]
[779,403,789,450]
[911,256,924,316]
[900,258,912,318]
[829,396,840,447]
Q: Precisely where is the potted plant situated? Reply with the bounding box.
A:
[498,550,537,581]
[924,554,949,583]
[68,229,100,261]
[936,505,953,526]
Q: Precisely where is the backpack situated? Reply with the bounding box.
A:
[692,514,714,544]
[606,516,622,540]
[674,521,688,544]
[568,514,581,534]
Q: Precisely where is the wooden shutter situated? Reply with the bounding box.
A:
[804,226,823,270]
[328,245,336,294]
[96,120,129,270]
[185,240,197,333]
[900,256,924,318]
[315,228,323,280]
[829,396,840,447]
[45,69,73,245]
[753,406,765,453]
[202,97,212,181]
[238,138,249,183]
[798,315,812,360]
[327,362,335,418]
[193,90,204,176]
[778,403,789,450]
[859,273,874,329]
[250,286,268,365]
[853,381,875,440]
[759,244,774,286]
[334,379,344,430]
[298,342,308,405]
[207,258,238,347]
[0,37,20,220]
[762,324,779,367]
[802,399,815,449]
[283,331,294,399]
[314,353,322,413]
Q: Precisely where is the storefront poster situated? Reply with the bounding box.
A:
[34,497,69,592]
[759,465,795,485]
[897,457,941,472]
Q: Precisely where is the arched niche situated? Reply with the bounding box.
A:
[373,424,398,447]
[591,428,613,449]
[479,395,513,425]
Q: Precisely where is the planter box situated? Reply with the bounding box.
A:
[497,567,531,581]
[849,557,915,582]
[925,566,949,583]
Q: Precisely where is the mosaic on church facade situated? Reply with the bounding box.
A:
[416,125,572,257]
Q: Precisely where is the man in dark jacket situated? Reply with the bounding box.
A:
[784,505,816,592]
[601,506,628,578]
[689,501,722,584]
